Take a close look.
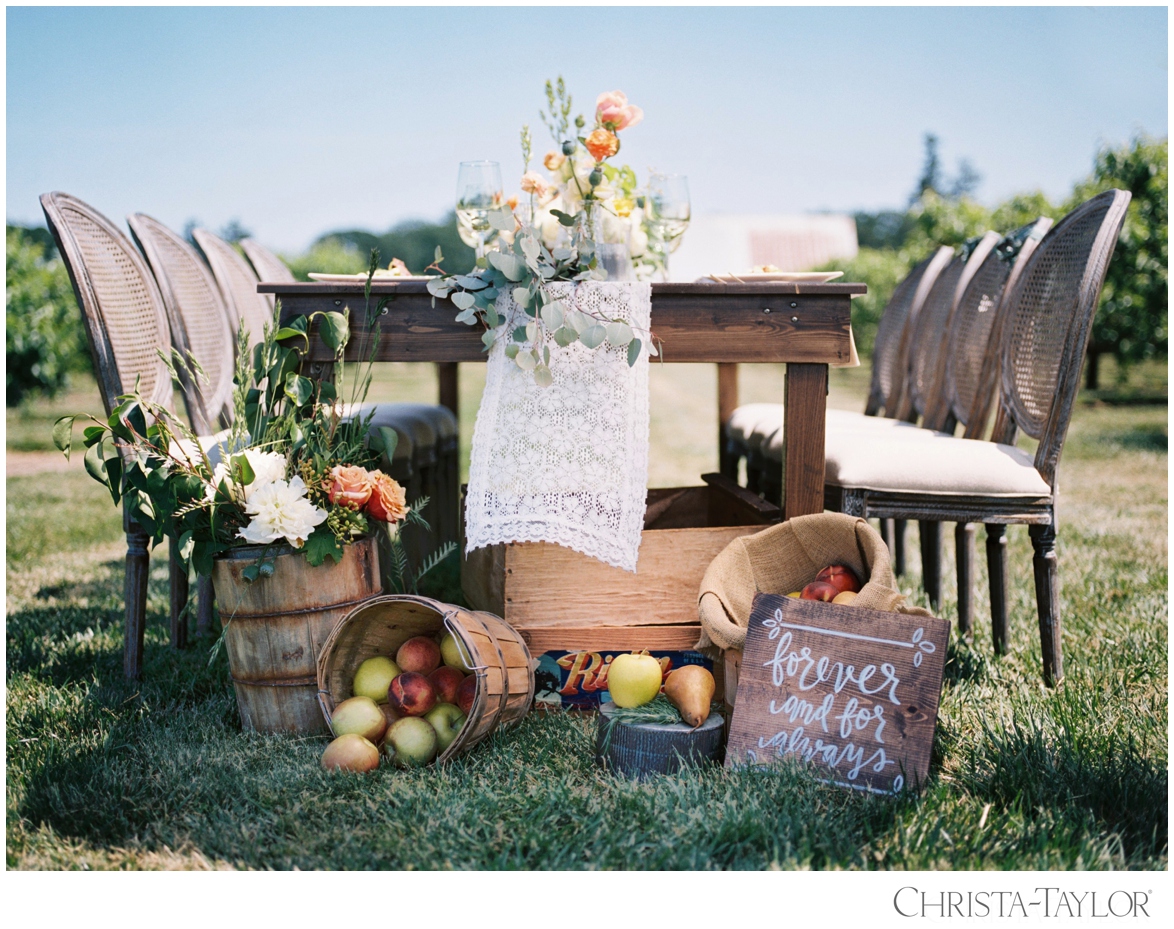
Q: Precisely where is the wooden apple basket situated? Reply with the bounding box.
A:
[316,595,535,763]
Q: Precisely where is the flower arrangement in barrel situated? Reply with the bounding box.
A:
[54,256,454,590]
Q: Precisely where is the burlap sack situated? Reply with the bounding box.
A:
[697,512,933,652]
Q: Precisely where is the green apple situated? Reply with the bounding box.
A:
[424,702,467,752]
[330,695,387,743]
[439,631,474,673]
[607,653,663,708]
[383,716,438,768]
[352,656,400,704]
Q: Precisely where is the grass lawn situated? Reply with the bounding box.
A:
[5,366,1168,870]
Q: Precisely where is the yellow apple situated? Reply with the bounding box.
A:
[607,653,663,708]
[352,656,400,704]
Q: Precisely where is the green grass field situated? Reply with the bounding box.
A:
[5,365,1168,869]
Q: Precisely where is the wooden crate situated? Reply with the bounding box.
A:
[462,473,779,706]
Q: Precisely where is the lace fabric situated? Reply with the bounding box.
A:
[465,280,652,572]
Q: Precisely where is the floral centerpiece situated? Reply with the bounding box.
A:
[427,79,663,387]
[54,256,453,591]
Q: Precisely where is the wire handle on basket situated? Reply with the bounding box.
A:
[442,611,488,672]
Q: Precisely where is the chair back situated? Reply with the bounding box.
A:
[39,192,175,416]
[904,231,1001,427]
[192,229,274,349]
[127,213,236,435]
[240,238,297,287]
[991,189,1132,486]
[865,246,952,416]
[880,245,955,419]
[951,218,1054,438]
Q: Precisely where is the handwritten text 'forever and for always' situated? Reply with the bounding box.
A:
[747,608,936,794]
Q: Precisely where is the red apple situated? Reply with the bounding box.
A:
[396,636,442,675]
[816,564,862,595]
[801,580,839,602]
[388,671,436,717]
[429,666,465,705]
[457,673,477,716]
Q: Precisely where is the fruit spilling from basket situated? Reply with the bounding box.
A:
[320,631,476,773]
[788,563,862,604]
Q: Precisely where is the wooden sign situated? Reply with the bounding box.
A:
[726,593,949,794]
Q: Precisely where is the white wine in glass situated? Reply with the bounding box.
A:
[647,173,691,279]
[456,160,504,259]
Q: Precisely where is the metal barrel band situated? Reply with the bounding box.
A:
[441,610,489,671]
[231,674,318,687]
[223,596,375,620]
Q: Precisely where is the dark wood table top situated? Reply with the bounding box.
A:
[261,279,866,365]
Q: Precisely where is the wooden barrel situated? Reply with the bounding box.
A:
[595,702,725,778]
[212,536,380,735]
[317,596,534,762]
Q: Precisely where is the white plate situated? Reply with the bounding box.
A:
[703,271,845,283]
[307,272,434,283]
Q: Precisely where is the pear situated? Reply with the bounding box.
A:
[664,665,716,729]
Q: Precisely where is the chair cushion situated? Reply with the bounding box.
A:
[730,404,937,458]
[760,412,943,463]
[825,431,1052,497]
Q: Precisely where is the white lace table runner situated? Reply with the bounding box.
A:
[465,280,652,573]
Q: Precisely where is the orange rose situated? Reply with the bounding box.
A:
[584,128,619,162]
[366,471,408,523]
[328,465,373,509]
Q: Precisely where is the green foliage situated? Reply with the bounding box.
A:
[300,212,477,279]
[1069,135,1168,380]
[821,247,917,358]
[6,225,91,406]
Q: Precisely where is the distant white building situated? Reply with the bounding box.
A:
[668,213,858,282]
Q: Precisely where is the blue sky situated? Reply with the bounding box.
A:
[6,5,1168,252]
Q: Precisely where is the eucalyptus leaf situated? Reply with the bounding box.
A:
[515,349,538,371]
[512,287,531,307]
[504,342,520,359]
[552,247,574,261]
[482,330,497,349]
[525,322,538,342]
[627,338,642,367]
[540,302,565,329]
[554,326,577,347]
[533,364,553,388]
[520,235,541,263]
[455,274,488,291]
[513,326,529,343]
[579,324,607,349]
[606,321,634,347]
[485,305,501,329]
[451,291,476,310]
[568,311,591,334]
[488,207,516,232]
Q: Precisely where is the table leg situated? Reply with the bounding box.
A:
[717,363,739,479]
[783,363,827,520]
[437,363,459,419]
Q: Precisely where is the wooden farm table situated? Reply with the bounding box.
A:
[259,280,865,519]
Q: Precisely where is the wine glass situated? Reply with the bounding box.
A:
[646,173,691,280]
[456,161,504,259]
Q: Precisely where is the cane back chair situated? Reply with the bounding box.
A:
[127,214,237,436]
[823,190,1131,684]
[39,192,213,677]
[191,228,275,350]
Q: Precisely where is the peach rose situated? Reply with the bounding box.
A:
[328,465,373,509]
[595,91,644,131]
[584,128,619,162]
[366,471,408,523]
[520,171,550,197]
[543,150,566,171]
